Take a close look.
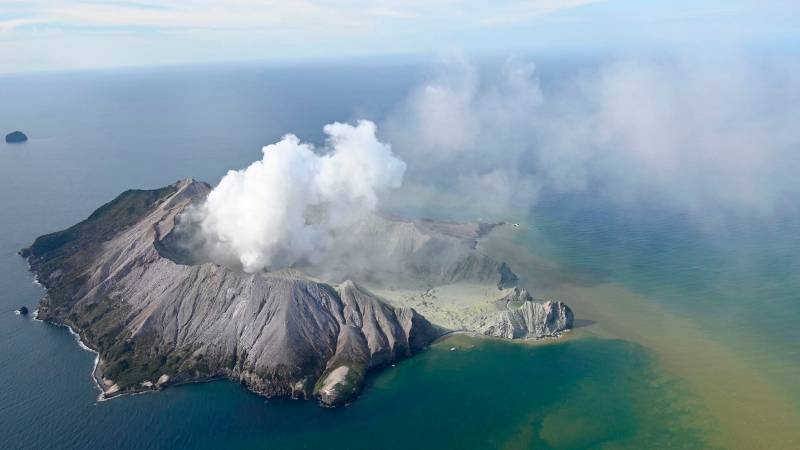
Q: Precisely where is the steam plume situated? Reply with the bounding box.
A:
[198,120,405,272]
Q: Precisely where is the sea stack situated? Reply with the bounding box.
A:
[5,131,28,143]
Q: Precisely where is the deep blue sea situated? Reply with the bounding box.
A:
[1,60,798,449]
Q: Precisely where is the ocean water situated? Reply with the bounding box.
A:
[1,61,798,449]
[481,199,800,448]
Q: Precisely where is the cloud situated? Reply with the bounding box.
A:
[383,53,800,223]
[0,1,603,32]
[3,1,797,74]
[477,0,606,26]
[0,18,49,33]
[195,120,405,272]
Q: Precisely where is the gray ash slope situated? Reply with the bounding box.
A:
[22,179,572,406]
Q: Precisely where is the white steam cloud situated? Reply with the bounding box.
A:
[198,120,405,272]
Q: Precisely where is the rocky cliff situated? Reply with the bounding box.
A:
[474,288,574,339]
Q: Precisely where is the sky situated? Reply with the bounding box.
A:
[1,1,798,73]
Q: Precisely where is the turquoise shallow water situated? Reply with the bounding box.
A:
[1,62,798,449]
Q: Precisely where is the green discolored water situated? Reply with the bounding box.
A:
[477,198,800,449]
[526,198,800,409]
[242,335,711,450]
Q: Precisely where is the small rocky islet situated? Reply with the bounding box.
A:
[5,131,28,143]
[21,179,573,406]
